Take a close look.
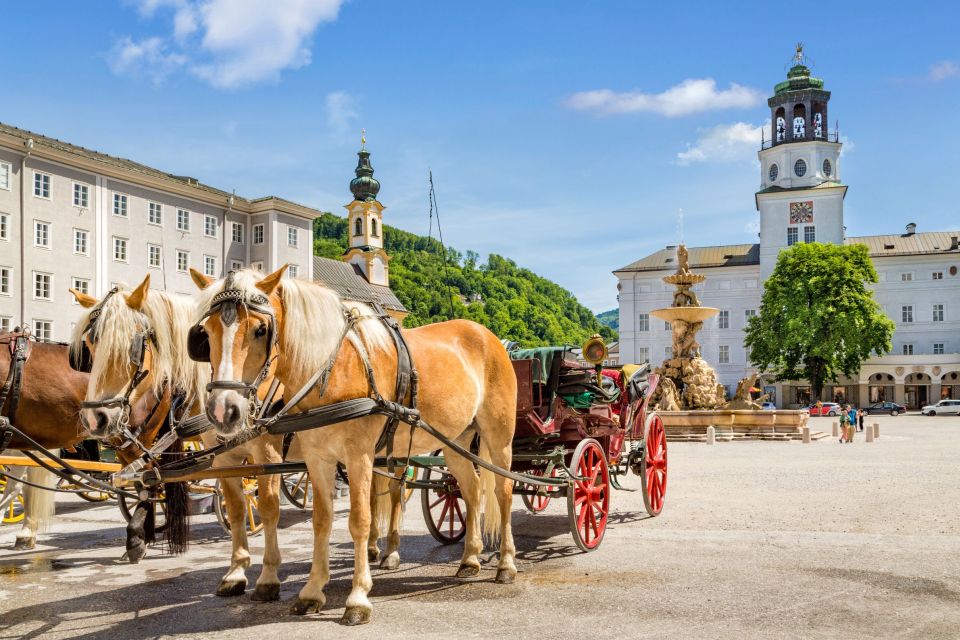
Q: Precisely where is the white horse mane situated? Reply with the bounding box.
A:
[71,284,208,402]
[194,269,392,376]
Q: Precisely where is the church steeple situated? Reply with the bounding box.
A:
[343,132,390,287]
[768,43,832,146]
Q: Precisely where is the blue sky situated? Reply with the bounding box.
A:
[3,1,959,312]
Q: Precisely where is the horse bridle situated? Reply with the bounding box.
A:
[188,272,278,417]
[72,287,159,446]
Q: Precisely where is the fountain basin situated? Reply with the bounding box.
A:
[651,306,720,324]
[658,409,815,442]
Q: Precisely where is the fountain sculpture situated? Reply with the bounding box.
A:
[649,244,727,411]
[644,244,810,441]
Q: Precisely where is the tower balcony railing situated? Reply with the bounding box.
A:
[761,129,840,149]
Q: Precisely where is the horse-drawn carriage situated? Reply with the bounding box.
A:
[419,339,666,551]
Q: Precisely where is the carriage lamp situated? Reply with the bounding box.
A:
[582,334,608,384]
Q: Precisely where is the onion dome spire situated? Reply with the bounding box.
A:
[349,129,380,202]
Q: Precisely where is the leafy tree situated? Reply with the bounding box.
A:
[313,213,617,347]
[744,242,894,400]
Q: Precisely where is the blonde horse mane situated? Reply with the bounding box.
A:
[71,284,208,402]
[194,269,392,377]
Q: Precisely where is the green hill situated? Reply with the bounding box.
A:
[314,213,616,348]
[595,309,619,332]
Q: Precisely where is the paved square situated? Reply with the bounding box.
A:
[2,415,959,639]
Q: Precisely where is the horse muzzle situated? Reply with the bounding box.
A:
[80,401,125,438]
[205,388,250,437]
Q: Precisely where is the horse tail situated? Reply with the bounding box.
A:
[23,463,57,532]
[370,472,393,539]
[160,439,190,555]
[478,438,501,544]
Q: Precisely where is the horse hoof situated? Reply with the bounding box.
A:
[339,606,371,626]
[216,580,247,597]
[455,563,480,578]
[367,548,380,563]
[251,583,281,601]
[495,568,516,584]
[126,543,146,563]
[290,598,322,615]
[13,538,35,551]
[379,554,400,570]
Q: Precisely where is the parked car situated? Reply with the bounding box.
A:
[760,402,776,411]
[805,402,842,417]
[921,399,960,416]
[862,401,906,416]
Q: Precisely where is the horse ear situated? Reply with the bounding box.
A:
[125,275,151,310]
[255,264,288,296]
[70,288,98,309]
[189,267,214,290]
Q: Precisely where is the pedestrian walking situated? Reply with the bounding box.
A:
[845,405,856,443]
[839,408,848,443]
[858,409,865,432]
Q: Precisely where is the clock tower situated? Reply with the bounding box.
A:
[757,45,846,281]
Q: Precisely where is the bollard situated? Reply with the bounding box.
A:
[802,425,811,444]
[873,423,880,439]
[832,421,839,438]
[706,425,716,445]
[865,425,874,442]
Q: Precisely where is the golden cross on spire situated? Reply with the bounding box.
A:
[361,128,366,150]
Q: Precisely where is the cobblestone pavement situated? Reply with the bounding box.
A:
[1,415,959,639]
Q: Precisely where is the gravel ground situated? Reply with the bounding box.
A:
[1,414,959,639]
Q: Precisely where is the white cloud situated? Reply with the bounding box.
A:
[108,36,187,84]
[565,78,762,117]
[677,121,765,165]
[743,220,760,234]
[111,0,343,89]
[325,90,358,134]
[929,61,960,82]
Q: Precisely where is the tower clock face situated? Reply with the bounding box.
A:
[769,164,779,181]
[789,201,814,224]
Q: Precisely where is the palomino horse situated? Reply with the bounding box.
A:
[0,332,171,551]
[192,266,517,625]
[70,276,288,600]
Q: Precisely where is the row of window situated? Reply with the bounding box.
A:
[636,309,757,332]
[353,216,380,238]
[0,262,301,301]
[900,304,946,323]
[896,271,946,282]
[14,218,298,251]
[786,225,815,246]
[901,343,946,355]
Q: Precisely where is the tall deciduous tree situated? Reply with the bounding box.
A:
[745,243,894,401]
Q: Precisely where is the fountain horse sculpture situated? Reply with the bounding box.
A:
[190,266,517,625]
[70,275,286,599]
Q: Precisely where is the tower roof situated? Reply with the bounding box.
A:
[349,143,381,202]
[773,44,825,96]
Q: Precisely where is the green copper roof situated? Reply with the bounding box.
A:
[774,64,825,96]
[349,149,381,202]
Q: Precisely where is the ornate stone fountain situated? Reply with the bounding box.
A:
[646,244,811,441]
[649,245,726,410]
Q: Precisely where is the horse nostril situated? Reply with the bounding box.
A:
[95,410,110,433]
[225,404,240,426]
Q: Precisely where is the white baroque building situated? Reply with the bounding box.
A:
[0,122,317,342]
[615,52,960,410]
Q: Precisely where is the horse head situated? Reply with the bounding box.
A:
[189,266,286,438]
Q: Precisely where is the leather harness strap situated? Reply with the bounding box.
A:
[0,331,31,449]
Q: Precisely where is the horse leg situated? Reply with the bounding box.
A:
[379,476,404,570]
[443,447,483,578]
[340,452,375,626]
[251,470,282,601]
[15,466,56,550]
[291,456,336,615]
[477,409,518,584]
[216,475,251,597]
[367,473,386,563]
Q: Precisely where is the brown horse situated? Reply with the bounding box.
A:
[70,277,287,600]
[0,332,171,551]
[192,266,518,625]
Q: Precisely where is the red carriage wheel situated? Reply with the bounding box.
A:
[641,413,667,517]
[421,463,467,545]
[521,467,559,513]
[566,439,609,552]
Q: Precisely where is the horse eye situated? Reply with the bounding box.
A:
[254,324,267,338]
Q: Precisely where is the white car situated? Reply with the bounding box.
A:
[921,399,960,416]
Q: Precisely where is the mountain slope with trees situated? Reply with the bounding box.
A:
[595,309,619,332]
[314,213,616,348]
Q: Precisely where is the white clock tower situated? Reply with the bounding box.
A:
[757,45,846,281]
